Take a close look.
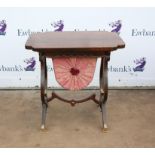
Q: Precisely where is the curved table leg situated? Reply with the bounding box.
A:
[39,52,48,130]
[39,52,110,131]
[100,53,110,132]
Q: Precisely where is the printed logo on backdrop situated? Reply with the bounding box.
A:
[51,20,64,32]
[24,57,36,71]
[18,19,123,36]
[0,57,53,72]
[132,29,155,36]
[18,28,48,37]
[133,57,146,72]
[17,20,64,36]
[0,20,7,35]
[0,65,23,72]
[108,57,146,73]
[109,20,122,35]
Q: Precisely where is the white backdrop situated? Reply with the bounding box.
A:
[0,7,155,88]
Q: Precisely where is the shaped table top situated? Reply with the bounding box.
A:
[25,31,125,56]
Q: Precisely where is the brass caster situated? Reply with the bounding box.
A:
[102,124,108,133]
[40,125,48,132]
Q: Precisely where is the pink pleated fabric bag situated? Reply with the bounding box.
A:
[52,57,97,90]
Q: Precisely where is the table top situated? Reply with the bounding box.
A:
[25,31,125,56]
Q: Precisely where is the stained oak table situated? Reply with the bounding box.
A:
[25,31,125,131]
